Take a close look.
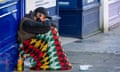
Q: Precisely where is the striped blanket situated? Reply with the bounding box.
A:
[18,27,72,70]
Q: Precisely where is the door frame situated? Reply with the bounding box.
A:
[100,0,109,32]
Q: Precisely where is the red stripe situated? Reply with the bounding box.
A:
[51,27,72,70]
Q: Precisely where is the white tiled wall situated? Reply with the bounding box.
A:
[25,0,56,14]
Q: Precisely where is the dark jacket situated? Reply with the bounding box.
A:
[18,14,50,42]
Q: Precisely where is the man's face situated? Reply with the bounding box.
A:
[35,12,46,22]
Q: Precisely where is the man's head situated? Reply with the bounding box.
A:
[33,7,51,22]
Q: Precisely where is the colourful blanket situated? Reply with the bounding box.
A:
[18,27,72,70]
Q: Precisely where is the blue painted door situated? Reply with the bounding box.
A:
[0,0,20,71]
[59,0,100,38]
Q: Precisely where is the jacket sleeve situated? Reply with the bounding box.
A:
[22,19,50,34]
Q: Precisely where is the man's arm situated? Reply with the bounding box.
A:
[22,20,50,34]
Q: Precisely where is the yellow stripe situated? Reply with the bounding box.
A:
[41,44,48,51]
[42,61,50,65]
[40,41,45,48]
[34,40,42,48]
[41,57,49,62]
[30,38,37,44]
[40,65,50,70]
[43,52,47,57]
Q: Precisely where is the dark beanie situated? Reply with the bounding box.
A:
[34,7,48,16]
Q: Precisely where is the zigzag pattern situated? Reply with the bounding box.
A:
[18,27,72,71]
[51,27,72,70]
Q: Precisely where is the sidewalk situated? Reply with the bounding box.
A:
[60,26,120,72]
[31,27,120,72]
[63,26,120,54]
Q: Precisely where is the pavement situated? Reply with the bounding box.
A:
[30,26,120,72]
[59,26,120,72]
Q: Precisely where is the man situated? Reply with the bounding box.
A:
[17,7,72,71]
[18,7,51,42]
